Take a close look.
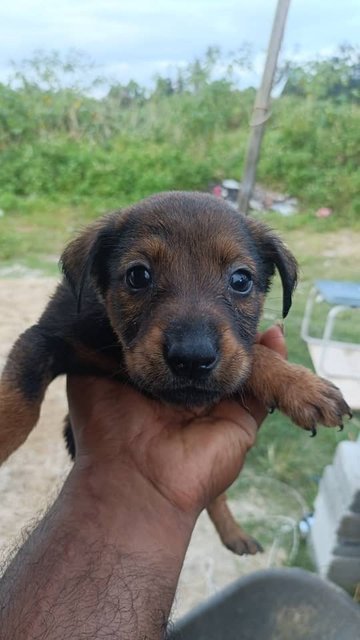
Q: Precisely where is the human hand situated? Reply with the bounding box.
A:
[67,324,286,518]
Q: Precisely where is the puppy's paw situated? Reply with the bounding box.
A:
[224,529,264,556]
[277,369,351,434]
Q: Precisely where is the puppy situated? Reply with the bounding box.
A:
[0,192,350,555]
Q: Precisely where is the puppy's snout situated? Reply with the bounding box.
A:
[166,339,218,378]
[164,320,219,379]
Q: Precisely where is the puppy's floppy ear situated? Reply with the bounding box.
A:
[245,218,298,318]
[60,214,117,312]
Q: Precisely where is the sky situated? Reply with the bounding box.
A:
[0,0,359,89]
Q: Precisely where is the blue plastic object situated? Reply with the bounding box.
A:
[315,280,360,308]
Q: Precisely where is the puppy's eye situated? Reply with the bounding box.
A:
[126,265,152,290]
[229,269,253,294]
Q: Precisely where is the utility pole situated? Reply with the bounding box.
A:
[238,0,291,213]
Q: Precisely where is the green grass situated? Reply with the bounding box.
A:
[0,198,116,273]
[1,194,360,274]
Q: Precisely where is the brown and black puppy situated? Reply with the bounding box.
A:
[0,191,350,555]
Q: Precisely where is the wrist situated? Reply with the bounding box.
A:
[0,458,193,640]
[68,457,197,555]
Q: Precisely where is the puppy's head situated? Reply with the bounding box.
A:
[61,192,297,406]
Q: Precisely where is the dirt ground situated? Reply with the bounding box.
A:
[0,277,290,619]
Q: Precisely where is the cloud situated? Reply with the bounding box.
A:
[0,0,359,87]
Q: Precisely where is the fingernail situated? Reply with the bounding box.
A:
[276,320,285,336]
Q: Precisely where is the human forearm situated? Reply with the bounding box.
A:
[1,326,286,639]
[0,464,195,640]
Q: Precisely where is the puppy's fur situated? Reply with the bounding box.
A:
[0,192,350,555]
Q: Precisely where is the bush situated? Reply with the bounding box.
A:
[0,47,359,220]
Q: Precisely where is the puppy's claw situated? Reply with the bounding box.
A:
[277,372,351,433]
[251,541,264,555]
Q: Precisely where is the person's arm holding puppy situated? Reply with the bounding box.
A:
[0,326,286,640]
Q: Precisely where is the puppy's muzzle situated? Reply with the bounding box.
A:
[164,319,219,380]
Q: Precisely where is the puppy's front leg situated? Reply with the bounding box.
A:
[0,325,68,464]
[246,344,351,433]
[207,493,263,556]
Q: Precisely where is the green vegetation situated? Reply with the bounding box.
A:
[0,47,360,270]
[0,46,359,569]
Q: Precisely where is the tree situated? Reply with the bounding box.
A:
[280,45,360,103]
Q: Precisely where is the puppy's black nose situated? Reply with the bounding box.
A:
[165,320,219,379]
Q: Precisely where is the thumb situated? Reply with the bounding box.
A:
[258,323,287,359]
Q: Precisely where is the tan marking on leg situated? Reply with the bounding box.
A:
[207,493,263,556]
[246,344,350,431]
[0,383,41,464]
